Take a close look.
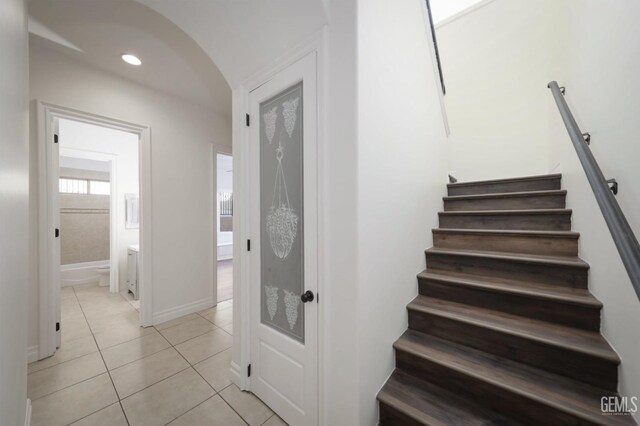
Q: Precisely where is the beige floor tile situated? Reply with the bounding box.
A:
[263,414,289,426]
[220,384,273,426]
[193,348,232,391]
[61,316,93,343]
[158,316,216,345]
[70,402,128,426]
[168,395,245,426]
[198,300,232,317]
[155,313,201,331]
[82,300,137,322]
[31,373,118,426]
[121,368,215,426]
[175,328,232,365]
[222,323,233,335]
[88,309,140,334]
[202,307,233,327]
[93,321,156,350]
[217,260,233,303]
[28,335,98,374]
[28,352,106,400]
[110,347,189,398]
[101,332,171,370]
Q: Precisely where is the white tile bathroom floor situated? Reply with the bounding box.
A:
[28,284,286,426]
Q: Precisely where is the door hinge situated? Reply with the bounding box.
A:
[56,322,60,332]
[247,239,251,251]
[246,113,250,127]
[54,134,59,144]
[55,228,60,238]
[247,364,251,377]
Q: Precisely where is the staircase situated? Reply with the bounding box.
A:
[377,174,636,425]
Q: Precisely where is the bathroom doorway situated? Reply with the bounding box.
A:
[56,118,141,349]
[216,152,233,303]
[37,102,152,360]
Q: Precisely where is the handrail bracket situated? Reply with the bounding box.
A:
[607,179,619,196]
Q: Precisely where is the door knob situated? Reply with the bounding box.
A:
[300,290,314,303]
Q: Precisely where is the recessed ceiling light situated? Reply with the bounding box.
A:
[121,54,141,66]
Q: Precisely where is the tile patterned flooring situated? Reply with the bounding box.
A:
[28,284,286,426]
[217,259,233,303]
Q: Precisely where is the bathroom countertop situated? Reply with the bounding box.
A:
[128,244,140,252]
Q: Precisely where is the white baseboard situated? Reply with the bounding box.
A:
[24,399,32,426]
[27,345,39,363]
[61,275,100,287]
[152,297,214,325]
[230,361,243,388]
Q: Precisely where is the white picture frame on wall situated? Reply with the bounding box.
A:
[125,193,140,229]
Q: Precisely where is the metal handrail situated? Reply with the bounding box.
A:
[548,81,640,301]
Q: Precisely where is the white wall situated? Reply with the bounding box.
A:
[437,0,562,181]
[0,0,29,424]
[321,1,360,424]
[430,0,491,25]
[548,0,640,403]
[356,0,449,424]
[59,118,140,288]
[29,42,231,349]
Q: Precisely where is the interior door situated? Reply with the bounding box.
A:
[249,52,318,426]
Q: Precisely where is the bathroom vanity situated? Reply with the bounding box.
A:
[127,244,139,300]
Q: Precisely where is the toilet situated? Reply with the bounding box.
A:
[96,266,110,287]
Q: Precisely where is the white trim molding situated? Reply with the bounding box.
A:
[37,101,154,362]
[24,399,32,426]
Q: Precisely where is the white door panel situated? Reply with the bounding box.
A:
[249,52,318,426]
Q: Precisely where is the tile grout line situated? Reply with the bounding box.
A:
[72,285,132,426]
[153,319,251,426]
[40,290,244,426]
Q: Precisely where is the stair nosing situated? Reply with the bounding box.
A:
[444,189,567,201]
[393,331,620,424]
[407,297,618,363]
[426,247,589,269]
[418,270,601,308]
[378,370,520,426]
[438,208,572,216]
[432,228,580,238]
[447,174,562,188]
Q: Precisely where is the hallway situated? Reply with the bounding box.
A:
[28,285,283,426]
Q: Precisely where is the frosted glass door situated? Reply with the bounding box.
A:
[260,82,304,343]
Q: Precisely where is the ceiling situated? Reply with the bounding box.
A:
[136,0,328,88]
[28,0,231,116]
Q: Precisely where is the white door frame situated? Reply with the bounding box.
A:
[59,147,119,292]
[211,145,234,306]
[231,29,326,424]
[37,101,153,360]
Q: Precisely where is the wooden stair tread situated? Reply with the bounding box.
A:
[432,228,579,238]
[408,296,618,362]
[394,331,634,425]
[443,189,566,201]
[426,247,589,269]
[418,270,601,308]
[378,369,520,426]
[439,208,572,216]
[447,174,562,189]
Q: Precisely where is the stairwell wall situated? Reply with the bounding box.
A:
[356,0,449,424]
[435,0,563,181]
[549,0,640,406]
